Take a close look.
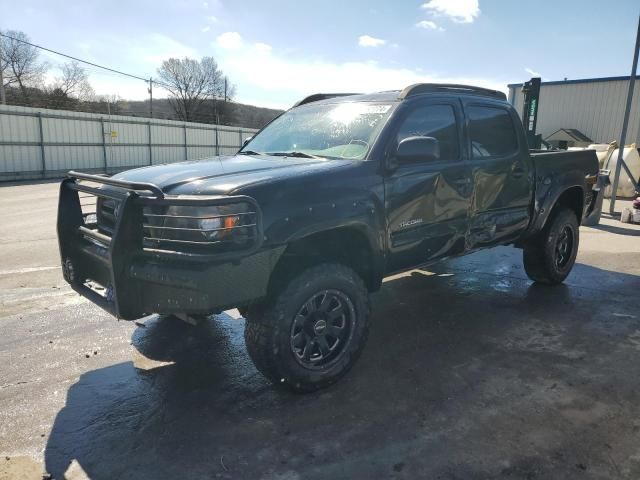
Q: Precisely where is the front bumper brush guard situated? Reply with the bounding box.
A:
[57,170,263,319]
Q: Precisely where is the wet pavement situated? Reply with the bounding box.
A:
[1,182,640,479]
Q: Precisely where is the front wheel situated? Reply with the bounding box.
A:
[523,208,579,285]
[244,264,370,393]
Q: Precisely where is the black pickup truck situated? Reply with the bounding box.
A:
[58,83,599,392]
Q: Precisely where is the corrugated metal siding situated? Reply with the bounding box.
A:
[188,146,217,159]
[0,112,39,142]
[152,124,182,145]
[509,79,640,145]
[0,146,41,174]
[187,128,215,146]
[218,128,241,148]
[152,146,184,164]
[47,145,104,172]
[0,104,258,181]
[0,111,41,174]
[108,146,150,168]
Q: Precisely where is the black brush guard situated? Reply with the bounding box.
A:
[58,171,265,319]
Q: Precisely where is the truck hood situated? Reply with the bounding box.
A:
[111,154,354,195]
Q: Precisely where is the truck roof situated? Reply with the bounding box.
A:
[294,83,508,107]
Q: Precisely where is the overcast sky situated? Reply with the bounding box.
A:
[1,0,639,109]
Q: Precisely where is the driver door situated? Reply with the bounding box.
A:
[384,100,473,272]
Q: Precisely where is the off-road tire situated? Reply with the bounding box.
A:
[523,208,579,285]
[244,263,370,393]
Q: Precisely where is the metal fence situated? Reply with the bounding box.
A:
[0,105,259,181]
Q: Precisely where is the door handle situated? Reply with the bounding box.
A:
[512,166,525,178]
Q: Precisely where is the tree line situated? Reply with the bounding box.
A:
[0,30,282,128]
[1,31,94,105]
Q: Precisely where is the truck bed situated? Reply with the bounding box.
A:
[527,149,599,235]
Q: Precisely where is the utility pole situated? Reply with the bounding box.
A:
[218,77,227,125]
[0,66,5,105]
[148,77,153,118]
[0,46,6,105]
[610,15,640,215]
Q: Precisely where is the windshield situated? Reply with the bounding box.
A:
[241,102,395,160]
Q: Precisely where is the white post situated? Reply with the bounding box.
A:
[610,15,640,214]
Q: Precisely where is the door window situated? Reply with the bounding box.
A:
[467,106,518,158]
[396,104,459,160]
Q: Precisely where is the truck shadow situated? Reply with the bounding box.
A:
[590,223,640,237]
[44,251,640,480]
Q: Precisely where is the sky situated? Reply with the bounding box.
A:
[1,0,639,110]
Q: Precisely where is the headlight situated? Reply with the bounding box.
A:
[199,214,241,240]
[199,216,223,239]
[143,203,251,247]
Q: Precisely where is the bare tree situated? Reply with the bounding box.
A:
[157,56,232,121]
[50,61,94,100]
[0,30,47,101]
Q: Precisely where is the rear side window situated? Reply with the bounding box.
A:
[467,106,518,158]
[396,104,459,160]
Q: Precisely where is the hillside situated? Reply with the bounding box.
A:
[116,98,284,129]
[3,85,284,129]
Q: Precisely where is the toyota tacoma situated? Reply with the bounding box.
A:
[58,83,600,392]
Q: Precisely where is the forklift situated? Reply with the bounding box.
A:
[520,77,544,150]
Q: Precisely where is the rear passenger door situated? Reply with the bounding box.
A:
[385,100,472,272]
[463,103,532,249]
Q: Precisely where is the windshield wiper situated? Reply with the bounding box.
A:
[238,150,262,156]
[266,151,321,159]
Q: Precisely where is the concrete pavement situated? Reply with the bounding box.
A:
[1,181,639,479]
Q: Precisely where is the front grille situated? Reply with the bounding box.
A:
[97,198,119,236]
[79,194,98,227]
[76,189,114,248]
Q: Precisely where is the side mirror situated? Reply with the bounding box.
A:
[242,137,252,148]
[396,136,440,164]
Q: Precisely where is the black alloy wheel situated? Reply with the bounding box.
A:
[554,225,574,269]
[523,208,579,285]
[244,263,370,392]
[290,289,356,369]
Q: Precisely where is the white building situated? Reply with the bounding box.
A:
[508,76,640,147]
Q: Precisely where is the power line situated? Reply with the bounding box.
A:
[0,32,256,126]
[0,31,170,89]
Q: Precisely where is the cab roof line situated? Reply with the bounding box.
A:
[293,93,362,107]
[399,83,507,101]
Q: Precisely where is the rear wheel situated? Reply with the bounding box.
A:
[523,208,579,285]
[244,263,370,393]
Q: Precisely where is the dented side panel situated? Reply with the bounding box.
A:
[384,161,472,271]
[381,97,472,272]
[467,159,533,249]
[463,100,534,250]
